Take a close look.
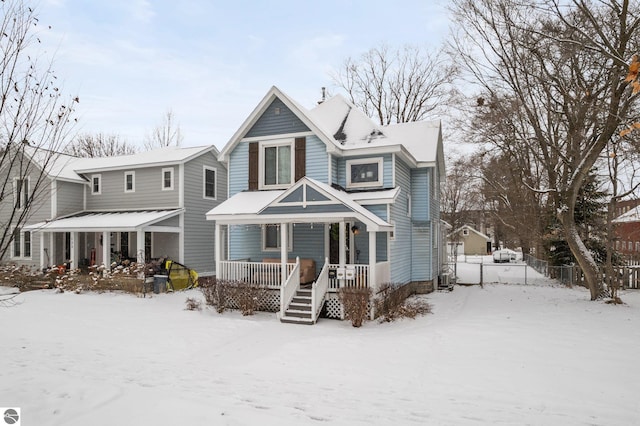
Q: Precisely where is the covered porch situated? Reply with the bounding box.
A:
[26,209,183,272]
[207,178,394,323]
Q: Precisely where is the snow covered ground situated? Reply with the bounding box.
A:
[1,264,639,425]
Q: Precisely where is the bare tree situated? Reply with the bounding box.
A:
[451,0,640,300]
[144,109,183,150]
[0,1,78,261]
[332,44,457,125]
[65,133,137,157]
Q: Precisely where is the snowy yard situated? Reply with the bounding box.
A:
[1,268,639,425]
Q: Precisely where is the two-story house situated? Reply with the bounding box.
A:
[3,144,226,277]
[206,86,445,323]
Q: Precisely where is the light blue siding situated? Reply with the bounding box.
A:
[389,158,412,284]
[246,98,310,138]
[330,155,338,185]
[411,168,429,222]
[228,142,249,196]
[305,136,328,182]
[411,226,431,281]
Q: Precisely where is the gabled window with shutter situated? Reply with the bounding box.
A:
[249,137,305,190]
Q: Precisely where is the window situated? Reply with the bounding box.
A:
[162,167,174,191]
[462,228,469,236]
[203,166,216,199]
[260,140,293,189]
[11,228,31,259]
[262,224,293,251]
[124,171,135,193]
[636,242,640,252]
[390,221,396,241]
[91,174,102,195]
[14,177,29,209]
[346,157,383,188]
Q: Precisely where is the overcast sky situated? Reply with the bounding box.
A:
[35,0,451,150]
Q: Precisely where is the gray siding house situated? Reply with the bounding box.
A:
[207,86,445,323]
[3,145,225,276]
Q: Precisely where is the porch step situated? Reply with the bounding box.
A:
[281,287,315,325]
[280,315,314,325]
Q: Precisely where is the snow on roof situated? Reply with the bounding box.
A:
[308,94,442,168]
[309,95,388,147]
[613,205,640,223]
[74,145,217,173]
[206,190,285,217]
[348,187,400,205]
[25,209,183,232]
[381,120,441,164]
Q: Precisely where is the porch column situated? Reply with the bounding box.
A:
[39,232,46,271]
[369,231,377,291]
[280,222,288,282]
[339,221,346,266]
[102,231,110,268]
[214,223,221,279]
[136,229,145,264]
[70,232,78,270]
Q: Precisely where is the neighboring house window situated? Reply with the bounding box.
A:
[11,228,31,259]
[262,224,293,251]
[91,174,102,195]
[346,157,383,189]
[390,221,396,241]
[260,140,293,189]
[162,167,174,191]
[124,171,135,193]
[203,166,217,199]
[14,177,29,209]
[462,228,469,236]
[636,241,640,252]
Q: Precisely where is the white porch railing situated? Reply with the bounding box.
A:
[218,260,295,288]
[280,258,300,316]
[311,258,330,323]
[328,264,370,290]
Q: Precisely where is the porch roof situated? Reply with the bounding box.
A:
[25,209,183,233]
[206,177,393,232]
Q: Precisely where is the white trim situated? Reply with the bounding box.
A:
[51,179,57,218]
[242,131,313,143]
[390,220,396,241]
[178,163,185,208]
[392,153,396,187]
[161,167,174,191]
[407,193,412,217]
[203,165,217,200]
[258,139,294,190]
[346,157,384,189]
[124,171,135,193]
[262,223,293,252]
[91,174,102,195]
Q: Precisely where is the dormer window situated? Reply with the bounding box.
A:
[346,157,383,189]
[260,140,293,189]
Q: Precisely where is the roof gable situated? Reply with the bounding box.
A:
[245,98,310,138]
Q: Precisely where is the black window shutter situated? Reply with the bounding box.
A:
[248,142,258,190]
[295,137,306,182]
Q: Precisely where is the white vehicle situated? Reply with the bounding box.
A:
[493,249,517,263]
